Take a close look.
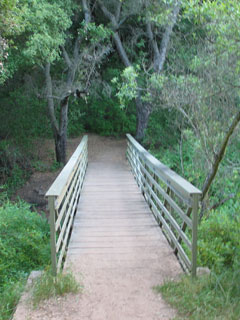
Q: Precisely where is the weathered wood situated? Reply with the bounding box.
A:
[126,134,201,276]
[127,134,201,200]
[46,135,88,274]
[65,150,182,306]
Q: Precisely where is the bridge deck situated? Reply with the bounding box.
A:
[64,137,182,320]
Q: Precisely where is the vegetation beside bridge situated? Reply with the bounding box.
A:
[0,0,239,319]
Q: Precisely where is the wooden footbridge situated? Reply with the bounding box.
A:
[46,134,201,282]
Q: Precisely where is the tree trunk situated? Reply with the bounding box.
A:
[135,97,151,141]
[56,97,69,164]
[54,132,67,164]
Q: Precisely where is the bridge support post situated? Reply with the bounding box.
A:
[191,193,200,278]
[48,195,57,276]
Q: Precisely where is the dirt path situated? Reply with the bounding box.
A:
[14,134,182,320]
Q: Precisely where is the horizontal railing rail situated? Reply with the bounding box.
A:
[126,134,202,277]
[46,135,88,275]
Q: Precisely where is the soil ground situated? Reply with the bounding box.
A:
[15,136,84,215]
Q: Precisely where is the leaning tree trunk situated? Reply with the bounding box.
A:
[200,109,240,219]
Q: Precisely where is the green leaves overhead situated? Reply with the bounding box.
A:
[23,0,72,64]
[78,22,112,43]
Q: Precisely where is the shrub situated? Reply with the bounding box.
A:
[0,280,25,320]
[198,208,240,273]
[0,200,50,287]
[0,89,51,145]
[73,94,136,137]
[0,200,50,319]
[0,140,32,196]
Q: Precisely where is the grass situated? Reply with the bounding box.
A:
[31,269,81,307]
[0,280,25,320]
[154,272,240,320]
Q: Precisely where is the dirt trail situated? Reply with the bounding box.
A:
[14,134,182,320]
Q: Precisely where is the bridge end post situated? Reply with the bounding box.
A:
[191,193,200,278]
[48,195,57,276]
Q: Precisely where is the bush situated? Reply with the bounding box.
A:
[0,140,32,196]
[0,200,50,287]
[0,280,25,320]
[198,208,240,273]
[0,89,51,145]
[0,200,50,319]
[71,94,136,137]
[144,109,179,150]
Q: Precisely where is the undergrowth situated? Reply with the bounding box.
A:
[0,280,25,320]
[0,199,50,320]
[150,127,240,319]
[155,269,240,320]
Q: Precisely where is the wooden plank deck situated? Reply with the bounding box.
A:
[64,138,182,319]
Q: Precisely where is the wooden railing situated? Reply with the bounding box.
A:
[46,135,88,275]
[126,134,202,277]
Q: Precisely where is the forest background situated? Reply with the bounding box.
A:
[0,0,240,319]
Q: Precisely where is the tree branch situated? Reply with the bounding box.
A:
[113,32,131,67]
[146,21,160,70]
[115,1,122,23]
[82,0,91,24]
[98,0,118,29]
[201,109,240,201]
[156,1,181,73]
[45,63,59,134]
[60,45,72,68]
[209,194,235,211]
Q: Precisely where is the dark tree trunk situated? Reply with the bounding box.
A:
[56,97,69,164]
[135,97,151,142]
[55,132,67,164]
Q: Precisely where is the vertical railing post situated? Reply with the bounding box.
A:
[48,195,57,276]
[191,193,199,278]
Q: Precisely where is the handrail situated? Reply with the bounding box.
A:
[46,135,88,275]
[126,134,202,277]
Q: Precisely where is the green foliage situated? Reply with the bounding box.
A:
[22,0,73,64]
[49,160,63,172]
[0,140,31,196]
[76,93,136,137]
[0,0,27,83]
[67,99,85,137]
[144,108,179,150]
[0,280,25,320]
[0,88,51,144]
[156,270,240,320]
[0,199,50,319]
[198,209,240,273]
[0,200,50,288]
[79,22,112,44]
[32,269,81,307]
[112,66,138,108]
